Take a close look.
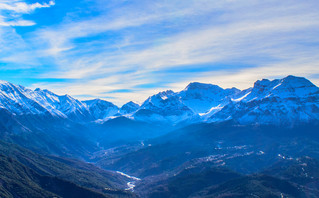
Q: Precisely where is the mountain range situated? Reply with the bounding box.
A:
[0,75,318,156]
[0,75,319,197]
[1,75,318,126]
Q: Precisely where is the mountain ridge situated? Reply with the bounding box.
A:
[0,75,318,126]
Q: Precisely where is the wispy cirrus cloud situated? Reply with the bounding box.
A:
[0,18,35,26]
[36,0,223,56]
[1,0,319,105]
[0,0,55,73]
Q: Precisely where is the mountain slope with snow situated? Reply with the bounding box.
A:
[133,90,199,123]
[178,82,240,114]
[240,75,319,102]
[83,99,119,120]
[120,101,140,115]
[208,76,319,125]
[0,81,92,122]
[0,81,53,116]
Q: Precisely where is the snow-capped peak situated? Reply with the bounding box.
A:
[158,90,175,100]
[0,82,52,115]
[179,82,240,114]
[0,80,9,84]
[0,82,92,120]
[120,101,140,114]
[240,75,319,102]
[207,75,319,125]
[83,99,119,120]
[184,82,222,91]
[141,90,176,108]
[275,75,319,97]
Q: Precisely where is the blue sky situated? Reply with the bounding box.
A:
[0,0,319,105]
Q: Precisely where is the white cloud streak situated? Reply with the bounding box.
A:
[2,0,319,104]
[0,1,55,14]
[0,19,35,26]
[0,1,55,69]
[0,0,55,27]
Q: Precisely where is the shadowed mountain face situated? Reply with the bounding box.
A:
[263,156,319,190]
[93,116,173,148]
[194,175,307,198]
[0,154,109,198]
[124,156,319,197]
[97,122,319,177]
[136,165,242,198]
[0,141,135,198]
